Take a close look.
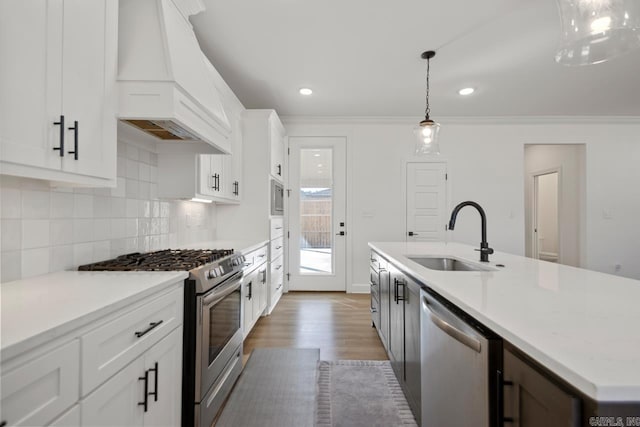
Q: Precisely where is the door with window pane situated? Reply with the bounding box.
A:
[288,137,346,291]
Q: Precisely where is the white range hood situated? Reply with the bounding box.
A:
[117,0,231,154]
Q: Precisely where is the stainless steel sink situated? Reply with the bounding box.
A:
[408,256,497,272]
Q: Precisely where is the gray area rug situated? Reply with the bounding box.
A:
[316,360,418,427]
[215,348,319,427]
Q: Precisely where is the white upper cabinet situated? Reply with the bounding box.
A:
[270,116,286,183]
[0,0,118,186]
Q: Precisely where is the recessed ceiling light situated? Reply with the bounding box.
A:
[317,164,323,167]
[313,154,320,157]
[299,88,313,96]
[458,87,475,96]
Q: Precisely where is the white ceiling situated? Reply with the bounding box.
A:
[191,0,640,117]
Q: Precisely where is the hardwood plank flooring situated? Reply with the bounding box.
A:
[243,292,388,362]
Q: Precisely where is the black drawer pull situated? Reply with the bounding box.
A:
[275,246,283,250]
[134,320,163,338]
[148,362,158,402]
[138,370,149,412]
[53,115,65,156]
[67,120,78,160]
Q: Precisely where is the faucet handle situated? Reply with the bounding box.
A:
[475,247,494,254]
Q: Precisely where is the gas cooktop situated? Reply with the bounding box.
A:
[78,249,235,271]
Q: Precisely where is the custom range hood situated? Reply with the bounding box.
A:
[118,0,231,154]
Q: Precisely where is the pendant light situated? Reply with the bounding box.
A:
[555,0,640,65]
[415,50,441,155]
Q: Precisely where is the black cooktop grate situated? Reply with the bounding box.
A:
[78,249,234,271]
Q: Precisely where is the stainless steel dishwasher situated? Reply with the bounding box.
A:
[420,289,501,427]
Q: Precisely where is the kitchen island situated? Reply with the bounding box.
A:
[369,241,640,425]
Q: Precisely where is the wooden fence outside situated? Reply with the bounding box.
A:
[300,198,332,248]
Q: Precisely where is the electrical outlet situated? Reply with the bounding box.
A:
[614,263,622,273]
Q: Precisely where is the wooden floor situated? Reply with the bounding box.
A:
[243,292,388,362]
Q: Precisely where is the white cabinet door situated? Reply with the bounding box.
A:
[210,155,225,198]
[198,155,214,197]
[270,123,285,182]
[0,341,79,427]
[60,0,117,180]
[49,404,80,427]
[257,264,268,315]
[81,357,145,427]
[0,0,62,172]
[0,0,116,184]
[143,327,183,427]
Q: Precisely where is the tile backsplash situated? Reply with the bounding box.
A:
[0,141,217,282]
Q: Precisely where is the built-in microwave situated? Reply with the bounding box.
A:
[271,179,284,216]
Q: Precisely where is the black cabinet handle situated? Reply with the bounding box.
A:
[261,269,267,283]
[394,278,405,303]
[134,320,163,338]
[233,181,239,196]
[148,362,158,402]
[67,120,78,160]
[277,164,282,176]
[498,369,515,424]
[53,115,65,156]
[408,231,418,236]
[247,281,252,300]
[1,421,7,427]
[138,370,149,412]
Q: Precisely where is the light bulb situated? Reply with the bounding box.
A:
[421,127,433,137]
[591,16,612,32]
[423,137,432,144]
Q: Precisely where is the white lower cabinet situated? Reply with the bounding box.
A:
[49,404,80,427]
[242,244,269,337]
[0,340,79,426]
[81,327,182,427]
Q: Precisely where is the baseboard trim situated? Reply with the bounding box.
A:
[349,283,370,294]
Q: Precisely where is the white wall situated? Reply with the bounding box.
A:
[0,139,217,282]
[536,172,559,258]
[283,118,640,286]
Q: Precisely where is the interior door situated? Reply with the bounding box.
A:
[406,162,447,241]
[533,172,559,263]
[288,137,346,291]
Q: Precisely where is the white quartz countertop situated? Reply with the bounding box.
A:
[369,241,640,402]
[183,239,269,254]
[0,270,188,360]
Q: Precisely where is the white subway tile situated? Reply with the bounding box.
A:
[2,219,21,251]
[110,197,126,218]
[93,218,112,241]
[160,218,169,234]
[21,247,50,278]
[1,250,22,282]
[140,236,150,252]
[22,219,50,249]
[149,152,158,166]
[139,149,151,165]
[126,145,139,161]
[111,218,127,239]
[125,179,139,199]
[92,241,111,262]
[22,190,50,219]
[152,201,160,218]
[50,245,74,272]
[74,194,94,218]
[93,187,111,197]
[139,163,151,182]
[139,219,150,236]
[1,188,21,218]
[126,159,139,180]
[50,219,74,246]
[160,202,170,218]
[51,192,74,218]
[110,238,126,257]
[139,200,151,218]
[139,181,150,200]
[124,237,139,253]
[125,218,138,237]
[117,156,126,177]
[150,218,160,235]
[111,177,126,198]
[73,242,93,267]
[160,234,169,249]
[150,235,161,251]
[149,183,158,200]
[73,219,93,243]
[126,198,139,218]
[149,165,158,183]
[93,196,111,218]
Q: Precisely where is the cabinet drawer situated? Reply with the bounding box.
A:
[81,287,183,396]
[49,404,80,427]
[244,244,268,272]
[370,267,380,287]
[270,254,284,279]
[270,218,284,239]
[271,268,284,295]
[1,340,79,426]
[270,236,284,260]
[370,251,386,272]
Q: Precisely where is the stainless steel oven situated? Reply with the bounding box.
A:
[195,271,243,400]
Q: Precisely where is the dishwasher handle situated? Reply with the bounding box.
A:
[422,296,482,353]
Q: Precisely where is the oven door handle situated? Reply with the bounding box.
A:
[202,272,243,306]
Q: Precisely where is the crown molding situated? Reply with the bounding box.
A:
[281,115,640,126]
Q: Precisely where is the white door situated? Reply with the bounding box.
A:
[288,137,346,291]
[533,172,560,263]
[406,162,447,241]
